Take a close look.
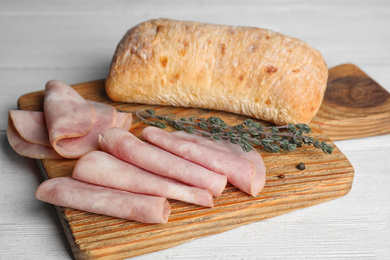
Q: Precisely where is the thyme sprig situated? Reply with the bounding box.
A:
[135,109,334,154]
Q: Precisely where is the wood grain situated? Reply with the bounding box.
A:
[15,64,375,260]
[311,64,390,140]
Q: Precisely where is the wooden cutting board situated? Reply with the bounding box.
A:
[16,64,389,260]
[312,64,390,140]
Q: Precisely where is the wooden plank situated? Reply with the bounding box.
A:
[15,64,377,259]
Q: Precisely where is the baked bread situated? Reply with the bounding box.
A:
[106,18,328,125]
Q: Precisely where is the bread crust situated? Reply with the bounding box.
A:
[106,18,328,125]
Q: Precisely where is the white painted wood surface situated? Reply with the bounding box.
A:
[1,0,389,259]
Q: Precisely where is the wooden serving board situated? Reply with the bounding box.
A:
[16,64,389,260]
[312,64,390,140]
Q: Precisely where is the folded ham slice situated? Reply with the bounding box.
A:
[73,151,213,207]
[141,126,266,196]
[7,80,133,160]
[116,111,133,129]
[44,80,96,144]
[99,127,227,197]
[7,110,63,159]
[35,176,170,223]
[44,81,119,158]
[51,100,117,158]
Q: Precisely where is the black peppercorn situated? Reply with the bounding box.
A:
[297,162,305,170]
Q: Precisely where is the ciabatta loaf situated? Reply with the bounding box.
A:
[106,18,328,125]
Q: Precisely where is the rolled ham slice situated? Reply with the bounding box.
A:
[7,110,63,159]
[99,127,227,197]
[35,176,170,223]
[73,151,213,207]
[141,126,266,196]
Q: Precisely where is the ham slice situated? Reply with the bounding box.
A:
[35,176,170,223]
[7,110,63,159]
[52,101,117,158]
[116,111,133,130]
[9,110,50,146]
[44,81,121,158]
[7,80,133,159]
[44,80,96,145]
[73,151,213,207]
[141,126,266,196]
[99,127,227,197]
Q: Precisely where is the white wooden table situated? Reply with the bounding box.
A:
[1,1,389,259]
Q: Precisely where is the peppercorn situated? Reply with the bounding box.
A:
[297,162,305,170]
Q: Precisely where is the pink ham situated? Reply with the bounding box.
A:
[42,80,133,158]
[9,110,50,146]
[73,151,213,207]
[116,111,133,130]
[7,80,133,159]
[99,127,227,197]
[53,101,117,158]
[141,126,266,197]
[35,176,170,223]
[44,81,106,158]
[44,80,96,145]
[7,110,63,159]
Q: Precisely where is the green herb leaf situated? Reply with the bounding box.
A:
[296,123,311,134]
[145,109,156,115]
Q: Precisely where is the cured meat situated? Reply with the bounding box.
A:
[9,110,50,146]
[8,80,133,159]
[99,127,227,197]
[7,110,63,159]
[73,151,213,207]
[44,80,96,145]
[218,137,266,196]
[116,111,133,130]
[35,176,170,223]
[141,126,266,196]
[52,102,132,158]
[52,101,117,158]
[44,81,121,158]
